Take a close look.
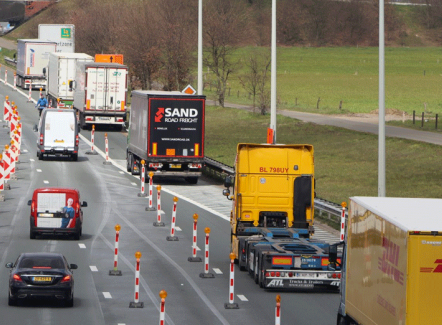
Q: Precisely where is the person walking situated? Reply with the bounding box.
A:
[36,94,48,117]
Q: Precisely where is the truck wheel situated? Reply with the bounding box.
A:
[254,256,259,284]
[127,153,132,172]
[38,152,43,160]
[259,263,265,288]
[79,112,86,129]
[185,177,198,184]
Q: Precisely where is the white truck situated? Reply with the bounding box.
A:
[16,39,57,90]
[46,52,94,108]
[330,196,442,325]
[38,24,75,53]
[71,62,128,129]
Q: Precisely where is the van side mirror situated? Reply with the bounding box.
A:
[69,264,78,270]
[224,176,233,188]
[81,201,87,207]
[27,200,32,206]
[5,262,13,268]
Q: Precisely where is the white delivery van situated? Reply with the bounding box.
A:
[36,109,79,161]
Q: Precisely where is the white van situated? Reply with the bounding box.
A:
[36,109,79,161]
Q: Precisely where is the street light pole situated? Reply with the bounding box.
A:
[198,0,203,95]
[378,0,386,197]
[270,0,277,144]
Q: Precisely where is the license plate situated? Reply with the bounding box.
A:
[54,140,65,143]
[33,276,52,282]
[99,117,110,120]
[170,164,181,168]
[296,273,309,277]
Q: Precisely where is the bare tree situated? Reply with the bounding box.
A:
[203,0,250,107]
[239,50,270,114]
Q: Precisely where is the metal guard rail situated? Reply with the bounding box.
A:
[203,156,347,219]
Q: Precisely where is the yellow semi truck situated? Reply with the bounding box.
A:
[330,197,442,324]
[223,143,342,290]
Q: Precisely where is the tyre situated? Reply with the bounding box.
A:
[30,229,36,239]
[185,177,198,184]
[8,293,16,306]
[259,262,265,288]
[254,255,259,284]
[126,153,132,172]
[65,293,74,307]
[72,154,78,161]
[38,152,43,161]
[79,112,86,130]
[73,229,81,240]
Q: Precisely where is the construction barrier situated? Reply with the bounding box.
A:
[146,171,155,209]
[199,227,214,278]
[159,290,167,325]
[9,140,17,179]
[275,295,281,325]
[27,82,32,102]
[340,202,347,242]
[138,160,147,197]
[109,224,122,276]
[3,97,11,123]
[153,185,165,226]
[166,197,179,241]
[225,252,239,309]
[85,125,98,155]
[188,213,202,262]
[129,251,144,308]
[3,145,10,185]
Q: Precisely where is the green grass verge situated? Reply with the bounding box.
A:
[206,105,442,206]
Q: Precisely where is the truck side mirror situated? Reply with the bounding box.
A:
[43,67,46,76]
[81,201,87,207]
[224,176,233,188]
[329,244,338,264]
[223,189,230,197]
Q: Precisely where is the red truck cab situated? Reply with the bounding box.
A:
[27,187,87,240]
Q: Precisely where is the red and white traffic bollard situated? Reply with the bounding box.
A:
[225,252,239,309]
[85,125,98,155]
[188,213,202,262]
[166,197,179,241]
[146,171,156,209]
[138,160,147,197]
[199,227,215,278]
[39,88,42,97]
[109,224,122,276]
[4,69,7,84]
[153,185,165,226]
[103,133,112,165]
[275,295,281,325]
[159,290,167,325]
[340,202,347,242]
[129,252,144,308]
[13,73,17,90]
[28,84,32,102]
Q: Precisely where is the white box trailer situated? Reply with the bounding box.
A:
[72,62,128,129]
[16,39,57,90]
[47,52,94,108]
[38,24,75,53]
[334,197,442,325]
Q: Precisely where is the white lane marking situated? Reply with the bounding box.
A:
[90,266,98,272]
[30,158,35,162]
[159,210,165,215]
[43,180,49,184]
[119,171,124,174]
[175,226,182,231]
[131,182,137,186]
[23,149,28,153]
[36,169,42,172]
[192,245,201,251]
[103,292,112,299]
[237,295,248,301]
[213,268,223,274]
[78,243,86,249]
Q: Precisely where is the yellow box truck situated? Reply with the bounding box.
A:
[331,197,442,324]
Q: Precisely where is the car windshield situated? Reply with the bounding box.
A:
[19,256,64,269]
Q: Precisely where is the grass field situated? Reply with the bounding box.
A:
[202,46,442,116]
[205,105,442,205]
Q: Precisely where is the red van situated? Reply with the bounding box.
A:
[27,187,87,240]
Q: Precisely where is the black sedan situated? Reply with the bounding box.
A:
[6,252,77,307]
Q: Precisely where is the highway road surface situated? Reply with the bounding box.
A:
[0,67,341,324]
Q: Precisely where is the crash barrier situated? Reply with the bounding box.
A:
[86,125,98,155]
[146,171,155,209]
[109,224,122,276]
[166,197,179,241]
[275,295,281,325]
[129,251,144,308]
[225,252,239,309]
[103,133,111,165]
[159,290,167,325]
[199,227,214,278]
[137,160,147,197]
[188,213,201,262]
[153,185,165,226]
[340,202,347,242]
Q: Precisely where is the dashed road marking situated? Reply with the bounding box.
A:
[131,182,137,186]
[78,243,86,249]
[43,180,49,184]
[90,266,98,272]
[30,159,35,162]
[237,295,248,301]
[213,268,223,274]
[23,149,28,153]
[119,171,124,174]
[36,169,42,172]
[175,226,182,231]
[103,292,112,299]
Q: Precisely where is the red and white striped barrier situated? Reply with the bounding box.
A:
[27,83,32,102]
[129,251,144,308]
[3,146,10,184]
[166,197,179,241]
[9,141,17,179]
[13,73,17,90]
[225,252,239,309]
[199,227,214,278]
[109,224,122,276]
[275,295,281,325]
[159,290,167,325]
[146,171,155,208]
[138,160,147,197]
[103,133,111,165]
[340,202,347,242]
[153,185,165,226]
[10,109,18,136]
[188,213,202,262]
